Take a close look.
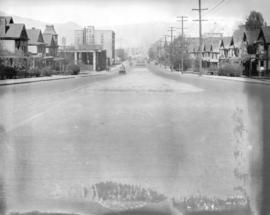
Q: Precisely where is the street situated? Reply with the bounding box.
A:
[0,65,265,214]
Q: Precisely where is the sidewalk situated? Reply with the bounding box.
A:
[183,72,270,85]
[150,63,270,85]
[0,75,76,86]
[0,65,121,86]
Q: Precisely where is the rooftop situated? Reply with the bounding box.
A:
[43,25,57,35]
[243,29,261,44]
[259,26,270,44]
[0,23,28,40]
[27,28,45,45]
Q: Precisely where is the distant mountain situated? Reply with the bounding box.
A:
[113,22,171,51]
[0,11,82,45]
[0,11,240,49]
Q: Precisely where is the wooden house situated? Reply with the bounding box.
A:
[27,28,46,56]
[43,25,58,57]
[219,37,232,60]
[240,29,260,76]
[0,16,28,55]
[43,34,58,57]
[256,26,270,76]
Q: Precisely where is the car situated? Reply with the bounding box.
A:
[119,69,126,74]
[119,65,126,74]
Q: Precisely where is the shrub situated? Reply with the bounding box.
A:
[28,68,41,77]
[0,64,28,79]
[0,64,6,79]
[51,69,61,75]
[193,57,200,73]
[40,67,53,77]
[16,68,27,78]
[218,62,243,77]
[66,64,80,75]
[5,66,17,79]
[206,65,218,75]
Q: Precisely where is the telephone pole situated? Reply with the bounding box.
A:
[168,27,179,71]
[161,35,170,47]
[192,0,208,75]
[158,39,163,61]
[177,16,188,71]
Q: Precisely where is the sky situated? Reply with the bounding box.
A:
[1,0,270,28]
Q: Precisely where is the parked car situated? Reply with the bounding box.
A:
[119,64,126,74]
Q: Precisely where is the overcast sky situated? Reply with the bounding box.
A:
[1,0,270,28]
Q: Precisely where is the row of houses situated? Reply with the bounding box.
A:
[0,16,60,70]
[187,26,270,77]
[0,16,115,72]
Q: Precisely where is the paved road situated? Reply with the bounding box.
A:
[0,65,266,214]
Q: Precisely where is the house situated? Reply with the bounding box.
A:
[43,34,58,57]
[43,25,58,57]
[240,29,260,76]
[256,26,270,76]
[27,27,47,68]
[201,37,229,70]
[27,27,46,56]
[0,16,28,55]
[219,37,232,60]
[202,41,212,69]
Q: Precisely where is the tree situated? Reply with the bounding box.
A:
[148,41,160,61]
[245,10,266,30]
[148,36,191,70]
[170,36,191,70]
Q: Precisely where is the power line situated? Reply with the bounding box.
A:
[208,0,231,16]
[207,0,225,14]
[204,0,229,17]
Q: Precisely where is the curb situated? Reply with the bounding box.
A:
[0,70,120,86]
[0,76,76,86]
[150,64,270,86]
[183,73,270,86]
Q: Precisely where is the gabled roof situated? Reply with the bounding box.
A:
[1,23,28,40]
[43,25,57,35]
[219,37,232,49]
[258,26,270,44]
[27,28,45,45]
[243,29,260,44]
[43,34,57,47]
[186,36,225,53]
[211,39,223,52]
[0,16,14,24]
[202,39,212,52]
[233,25,246,45]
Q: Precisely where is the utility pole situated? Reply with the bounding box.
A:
[168,27,179,71]
[162,35,170,47]
[161,35,170,67]
[158,39,163,62]
[177,16,188,72]
[192,0,208,75]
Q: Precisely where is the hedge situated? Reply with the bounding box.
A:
[218,62,244,77]
[0,65,17,79]
[66,64,80,75]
